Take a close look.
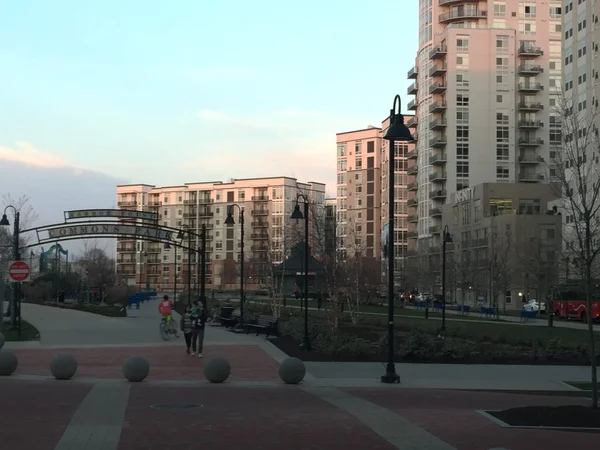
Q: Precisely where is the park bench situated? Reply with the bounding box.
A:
[520,310,537,322]
[245,315,279,338]
[220,308,241,328]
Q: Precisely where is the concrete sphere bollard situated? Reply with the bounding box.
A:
[0,332,5,350]
[203,357,231,383]
[50,354,78,380]
[278,357,306,385]
[122,356,150,382]
[0,350,18,376]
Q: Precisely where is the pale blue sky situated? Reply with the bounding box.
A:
[0,0,418,192]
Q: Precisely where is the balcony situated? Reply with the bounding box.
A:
[251,246,269,252]
[429,136,447,147]
[251,209,269,216]
[408,164,418,176]
[251,233,269,240]
[184,199,197,205]
[429,83,447,95]
[407,65,418,79]
[149,201,161,207]
[407,149,417,160]
[117,201,137,207]
[407,83,418,95]
[518,154,545,164]
[429,119,447,130]
[408,231,418,239]
[518,173,546,182]
[408,198,418,207]
[198,211,214,218]
[251,221,268,227]
[429,189,447,200]
[183,212,195,218]
[407,116,418,128]
[408,215,419,223]
[146,258,161,264]
[429,102,447,113]
[252,195,269,201]
[407,182,418,191]
[429,225,441,234]
[439,0,480,5]
[471,238,488,248]
[146,247,161,254]
[429,46,447,60]
[429,65,447,77]
[117,247,136,252]
[518,64,544,75]
[199,197,213,204]
[519,45,544,57]
[518,137,544,147]
[518,82,543,93]
[116,269,136,275]
[439,9,486,23]
[518,120,544,129]
[429,171,447,182]
[117,259,135,264]
[518,102,543,111]
[411,131,419,143]
[407,99,417,110]
[429,208,442,217]
[429,152,447,165]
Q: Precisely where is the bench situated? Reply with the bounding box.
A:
[520,310,537,322]
[220,308,241,328]
[245,315,279,338]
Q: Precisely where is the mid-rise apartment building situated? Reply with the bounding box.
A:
[116,177,326,291]
[407,0,563,251]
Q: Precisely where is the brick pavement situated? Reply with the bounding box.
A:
[118,385,398,450]
[346,388,598,450]
[11,344,279,381]
[0,379,92,449]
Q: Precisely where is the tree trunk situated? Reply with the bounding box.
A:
[585,262,598,409]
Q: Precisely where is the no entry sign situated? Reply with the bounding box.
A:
[8,260,30,283]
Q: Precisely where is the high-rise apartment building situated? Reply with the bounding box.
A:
[116,177,326,291]
[407,0,563,249]
[335,115,416,275]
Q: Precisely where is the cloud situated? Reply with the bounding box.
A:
[0,142,71,169]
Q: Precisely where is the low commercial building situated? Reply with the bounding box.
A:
[410,182,562,311]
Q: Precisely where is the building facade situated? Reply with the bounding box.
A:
[436,182,562,311]
[116,177,326,291]
[407,0,563,252]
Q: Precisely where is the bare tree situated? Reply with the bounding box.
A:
[455,249,476,308]
[74,241,116,302]
[550,96,600,408]
[0,195,39,279]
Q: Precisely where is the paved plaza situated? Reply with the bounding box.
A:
[1,300,599,449]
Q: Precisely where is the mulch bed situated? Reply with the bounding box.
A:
[269,335,386,362]
[488,405,600,429]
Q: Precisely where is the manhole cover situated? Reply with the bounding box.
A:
[151,403,203,410]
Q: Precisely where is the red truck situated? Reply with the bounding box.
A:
[551,286,600,322]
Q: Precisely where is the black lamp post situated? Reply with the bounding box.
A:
[225,204,245,325]
[441,225,453,332]
[1,205,21,332]
[381,95,414,384]
[291,194,311,351]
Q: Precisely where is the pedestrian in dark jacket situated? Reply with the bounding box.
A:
[181,305,193,354]
[190,301,205,358]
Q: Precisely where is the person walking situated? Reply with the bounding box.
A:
[190,300,206,358]
[181,304,193,354]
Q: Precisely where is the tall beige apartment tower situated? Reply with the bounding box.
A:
[407,0,563,249]
[116,177,326,291]
[336,115,416,274]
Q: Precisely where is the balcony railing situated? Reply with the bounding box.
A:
[407,66,418,79]
[518,137,544,146]
[407,83,418,95]
[407,182,418,191]
[429,65,447,77]
[429,208,442,217]
[252,195,269,201]
[407,99,417,110]
[429,119,447,130]
[406,149,417,160]
[518,155,545,164]
[429,189,447,200]
[518,120,544,129]
[519,45,543,57]
[429,83,447,95]
[408,165,418,175]
[429,171,448,182]
[251,210,269,216]
[429,136,447,147]
[408,215,418,223]
[518,102,543,111]
[518,82,543,92]
[251,221,268,227]
[518,173,545,182]
[251,233,269,240]
[518,64,544,75]
[429,153,447,165]
[439,0,480,5]
[439,8,486,23]
[407,116,418,128]
[429,46,447,60]
[429,102,447,113]
[117,201,137,207]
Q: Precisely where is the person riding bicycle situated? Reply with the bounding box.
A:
[158,295,177,335]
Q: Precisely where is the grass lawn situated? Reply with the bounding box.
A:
[1,320,40,342]
[564,381,599,391]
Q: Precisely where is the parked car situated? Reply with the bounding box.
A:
[523,299,546,313]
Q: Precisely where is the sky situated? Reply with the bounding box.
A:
[0,0,419,237]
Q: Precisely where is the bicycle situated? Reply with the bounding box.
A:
[205,307,220,324]
[159,316,180,341]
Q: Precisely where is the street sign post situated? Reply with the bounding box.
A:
[8,260,30,283]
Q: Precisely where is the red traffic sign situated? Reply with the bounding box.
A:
[8,260,30,282]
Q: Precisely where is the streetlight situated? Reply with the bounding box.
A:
[291,193,311,351]
[225,205,245,325]
[381,94,414,384]
[1,205,21,332]
[441,225,453,332]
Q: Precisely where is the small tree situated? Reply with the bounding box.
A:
[484,225,514,317]
[455,249,475,308]
[0,195,39,273]
[550,96,600,408]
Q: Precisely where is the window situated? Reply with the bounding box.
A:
[337,143,347,157]
[493,2,506,17]
[457,36,469,52]
[518,199,541,215]
[456,55,469,67]
[456,72,469,88]
[496,36,508,52]
[524,5,536,18]
[367,141,375,153]
[549,6,561,19]
[496,165,509,179]
[355,141,362,155]
[457,161,469,177]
